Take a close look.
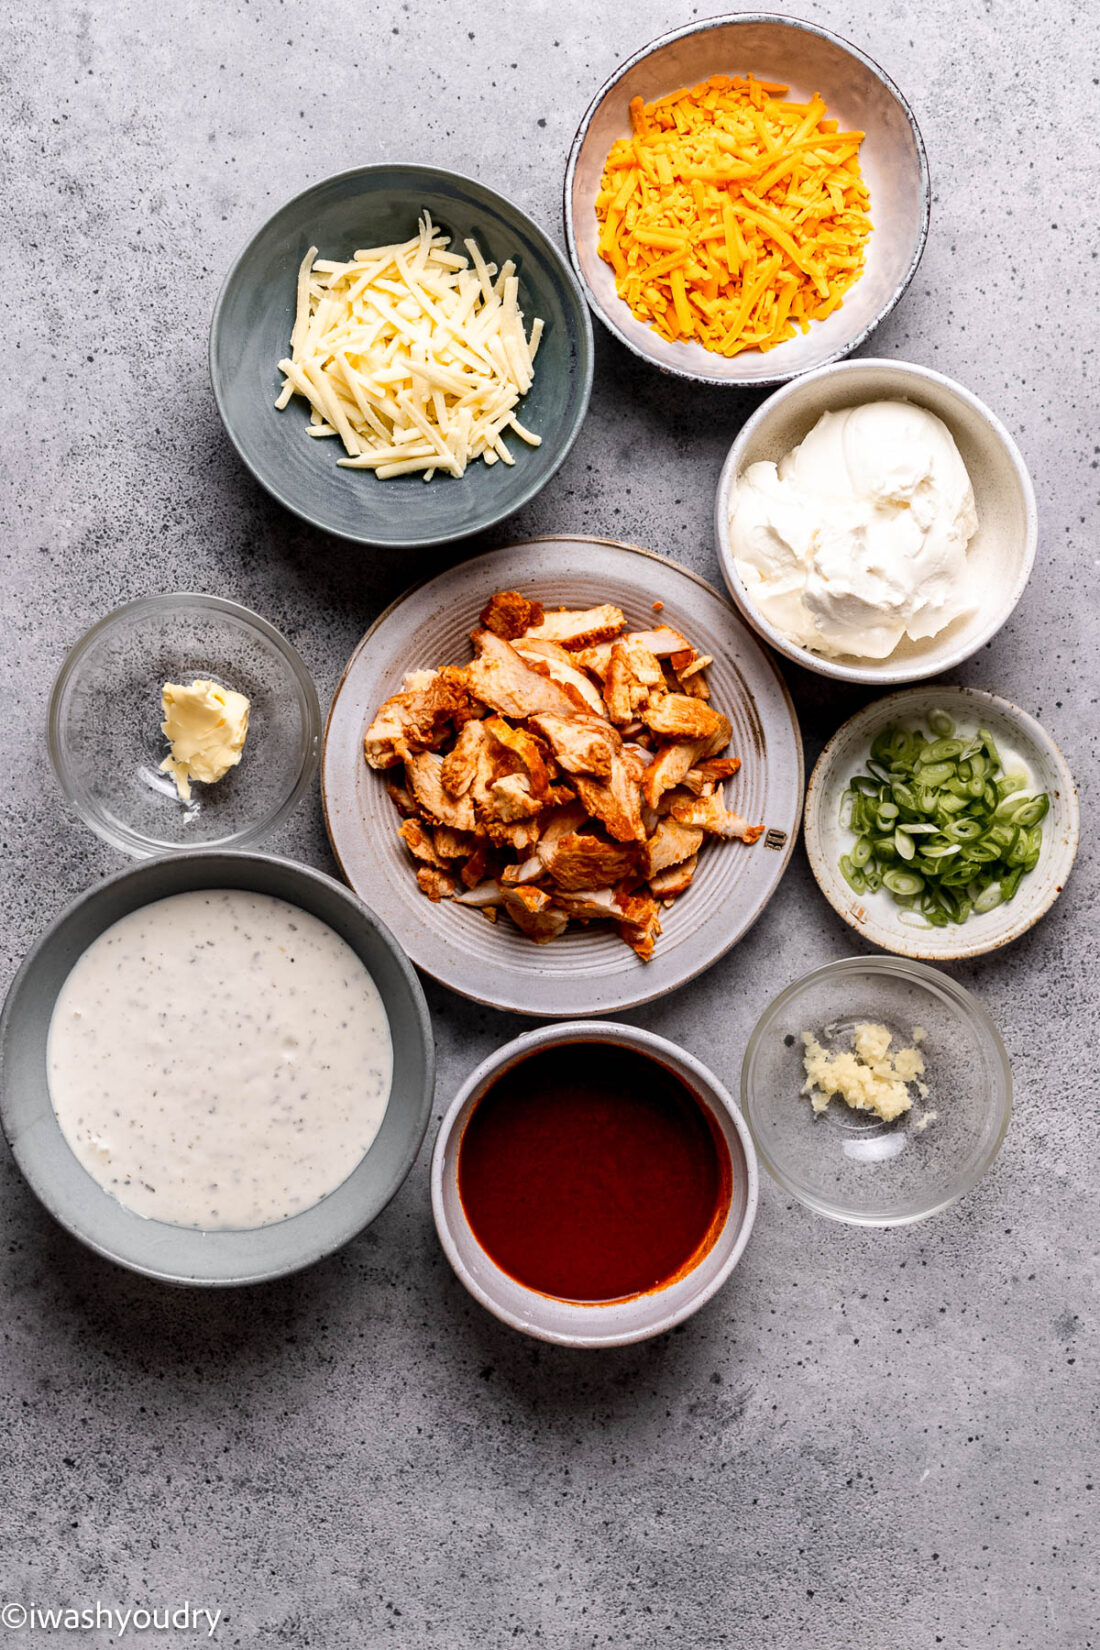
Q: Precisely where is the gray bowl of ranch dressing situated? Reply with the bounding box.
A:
[0,852,434,1285]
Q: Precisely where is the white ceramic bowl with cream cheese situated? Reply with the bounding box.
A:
[715,359,1038,683]
[432,1022,758,1348]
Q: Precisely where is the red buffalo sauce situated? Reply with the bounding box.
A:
[457,1042,732,1303]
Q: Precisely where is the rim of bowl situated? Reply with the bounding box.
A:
[563,12,931,387]
[47,592,322,858]
[803,685,1080,961]
[0,849,435,1286]
[714,357,1040,683]
[431,1020,760,1347]
[740,955,1013,1226]
[210,163,595,549]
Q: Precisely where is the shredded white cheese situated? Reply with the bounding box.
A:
[275,212,543,482]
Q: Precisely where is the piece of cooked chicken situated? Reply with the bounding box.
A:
[500,885,570,943]
[364,666,480,769]
[678,757,742,796]
[521,604,626,650]
[466,629,578,720]
[641,715,732,809]
[604,638,665,724]
[487,773,544,821]
[479,590,545,640]
[641,694,724,741]
[541,832,640,891]
[440,717,490,798]
[415,867,458,901]
[405,752,478,831]
[670,792,764,842]
[550,887,624,922]
[616,890,663,961]
[572,750,647,844]
[398,818,450,869]
[575,626,691,679]
[528,713,617,780]
[512,640,610,717]
[483,715,551,797]
[644,816,705,878]
[432,826,477,859]
[649,854,699,898]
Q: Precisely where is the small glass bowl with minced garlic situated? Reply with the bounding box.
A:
[48,594,320,857]
[741,957,1011,1226]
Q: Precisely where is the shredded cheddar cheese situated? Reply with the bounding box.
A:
[594,74,872,357]
[275,214,543,481]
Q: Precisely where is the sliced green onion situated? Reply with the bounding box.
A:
[838,713,1049,929]
[883,868,924,897]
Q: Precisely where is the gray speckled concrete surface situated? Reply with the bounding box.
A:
[1,1,1097,1645]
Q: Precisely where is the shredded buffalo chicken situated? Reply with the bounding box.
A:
[364,590,763,959]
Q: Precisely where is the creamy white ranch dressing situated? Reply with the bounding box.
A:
[47,889,393,1230]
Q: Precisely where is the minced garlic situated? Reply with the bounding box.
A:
[800,1023,926,1123]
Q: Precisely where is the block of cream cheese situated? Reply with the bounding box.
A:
[160,678,250,802]
[729,400,979,660]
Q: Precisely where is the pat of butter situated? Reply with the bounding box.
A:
[160,679,250,803]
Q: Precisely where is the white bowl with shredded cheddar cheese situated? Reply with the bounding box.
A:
[566,14,930,385]
[741,957,1011,1226]
[211,166,593,548]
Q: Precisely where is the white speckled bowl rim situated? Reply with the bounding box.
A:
[803,687,1079,960]
[564,12,930,386]
[431,1021,759,1346]
[714,358,1039,683]
[322,537,804,1017]
[0,852,435,1285]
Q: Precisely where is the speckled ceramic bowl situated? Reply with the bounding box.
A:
[0,852,433,1285]
[565,14,929,385]
[322,537,804,1018]
[211,165,593,548]
[803,687,1079,960]
[715,359,1039,683]
[432,1021,759,1347]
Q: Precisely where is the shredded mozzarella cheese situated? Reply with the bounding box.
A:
[275,213,543,481]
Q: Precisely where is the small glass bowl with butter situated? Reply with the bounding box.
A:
[741,957,1011,1226]
[48,594,321,857]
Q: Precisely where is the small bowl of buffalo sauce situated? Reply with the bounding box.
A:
[431,1023,759,1347]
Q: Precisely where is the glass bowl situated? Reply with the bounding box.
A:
[741,957,1011,1226]
[49,594,321,858]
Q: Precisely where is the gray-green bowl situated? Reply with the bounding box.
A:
[0,853,434,1286]
[210,165,594,548]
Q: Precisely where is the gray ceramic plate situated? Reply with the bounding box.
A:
[0,853,434,1285]
[564,13,930,386]
[210,165,593,548]
[323,537,804,1017]
[804,687,1079,960]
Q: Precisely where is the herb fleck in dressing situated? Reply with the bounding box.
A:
[47,890,393,1230]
